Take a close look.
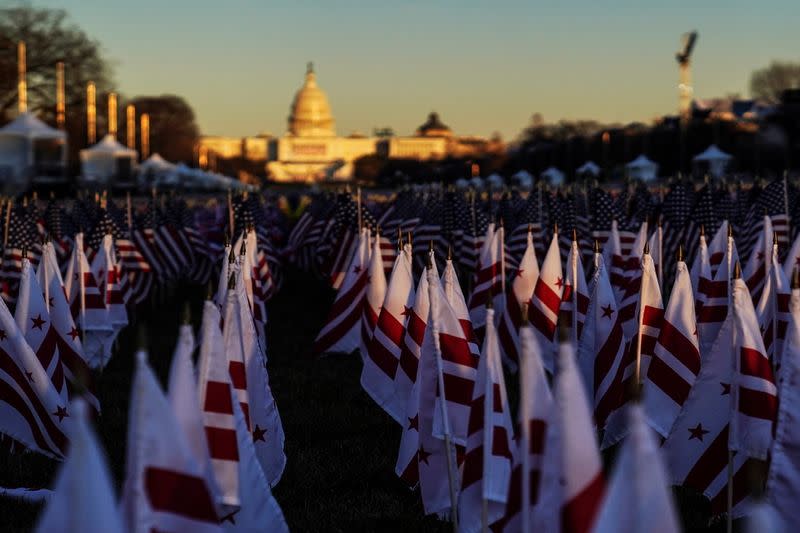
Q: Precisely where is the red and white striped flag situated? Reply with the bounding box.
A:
[592,404,681,533]
[197,300,240,510]
[34,399,124,533]
[743,215,773,304]
[167,322,222,512]
[697,230,739,354]
[492,325,553,532]
[37,242,99,412]
[121,351,221,533]
[468,223,504,341]
[618,222,649,338]
[766,274,800,527]
[497,226,539,369]
[783,231,800,281]
[576,256,626,433]
[392,254,438,438]
[361,244,414,423]
[91,234,128,335]
[441,258,480,359]
[361,232,387,361]
[15,257,67,404]
[227,267,286,487]
[0,292,69,458]
[603,220,627,303]
[313,228,370,355]
[690,229,711,314]
[729,276,778,460]
[755,239,790,372]
[527,231,563,374]
[707,220,729,278]
[64,233,111,368]
[604,250,664,449]
[458,307,514,532]
[664,275,777,518]
[643,257,701,438]
[560,236,589,344]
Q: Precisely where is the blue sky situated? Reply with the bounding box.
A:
[32,0,800,139]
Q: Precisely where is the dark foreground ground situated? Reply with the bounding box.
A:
[0,270,735,532]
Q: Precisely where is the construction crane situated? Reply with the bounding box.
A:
[676,31,698,122]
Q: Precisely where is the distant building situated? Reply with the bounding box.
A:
[195,64,503,182]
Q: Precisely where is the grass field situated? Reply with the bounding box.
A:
[0,269,736,532]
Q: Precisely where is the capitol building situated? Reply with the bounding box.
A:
[197,64,503,182]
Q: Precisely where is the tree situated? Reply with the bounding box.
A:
[0,6,113,122]
[750,60,800,103]
[127,95,199,164]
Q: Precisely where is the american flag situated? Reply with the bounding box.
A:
[1,203,41,304]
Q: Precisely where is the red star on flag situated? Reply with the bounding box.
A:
[68,327,80,341]
[352,265,362,274]
[30,314,46,330]
[53,406,69,422]
[688,423,709,441]
[555,276,564,289]
[407,414,419,431]
[515,268,524,278]
[601,304,614,319]
[401,305,412,317]
[252,425,267,442]
[418,446,431,465]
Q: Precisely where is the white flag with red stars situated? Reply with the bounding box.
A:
[37,241,98,412]
[197,299,240,511]
[643,258,701,438]
[361,244,414,423]
[361,231,387,361]
[457,307,514,532]
[15,257,67,405]
[527,232,563,374]
[497,226,539,369]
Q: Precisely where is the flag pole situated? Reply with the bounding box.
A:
[519,309,531,533]
[727,261,741,533]
[634,241,649,388]
[571,229,579,347]
[657,218,663,289]
[771,233,778,375]
[126,191,133,239]
[499,219,506,300]
[427,252,459,531]
[227,189,234,241]
[357,187,362,232]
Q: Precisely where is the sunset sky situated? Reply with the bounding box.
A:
[36,0,800,140]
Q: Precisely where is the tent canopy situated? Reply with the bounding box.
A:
[626,154,658,182]
[541,166,565,185]
[693,144,732,162]
[0,112,65,141]
[576,160,601,176]
[80,134,137,159]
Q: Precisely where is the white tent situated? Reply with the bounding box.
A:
[693,144,733,178]
[625,155,658,182]
[79,135,138,186]
[541,166,565,186]
[486,173,505,189]
[0,112,66,188]
[511,169,534,190]
[576,160,601,177]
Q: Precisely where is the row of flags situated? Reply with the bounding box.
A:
[315,183,800,530]
[0,193,288,531]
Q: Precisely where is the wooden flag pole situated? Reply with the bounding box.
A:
[634,241,649,388]
[727,261,741,533]
[571,229,579,347]
[427,257,459,531]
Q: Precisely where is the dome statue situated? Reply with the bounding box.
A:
[288,62,336,137]
[416,111,452,138]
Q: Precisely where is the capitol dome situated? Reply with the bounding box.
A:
[288,63,336,137]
